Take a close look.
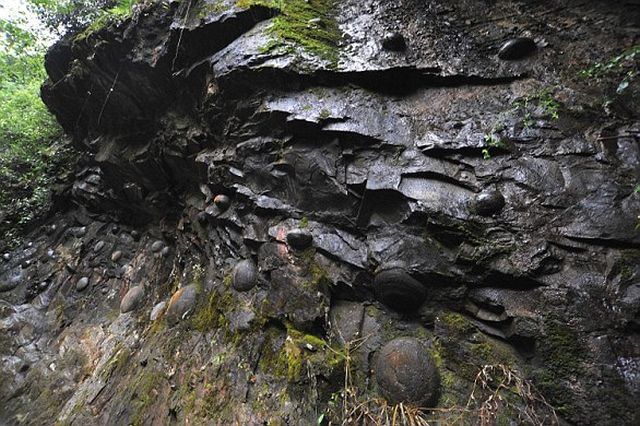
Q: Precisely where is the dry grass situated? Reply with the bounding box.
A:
[325,339,557,426]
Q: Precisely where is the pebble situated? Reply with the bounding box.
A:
[150,240,164,253]
[76,277,90,291]
[111,251,123,262]
[214,194,231,211]
[150,301,167,321]
[94,241,105,253]
[233,259,259,292]
[120,285,145,313]
[382,31,407,51]
[375,337,440,406]
[497,37,536,60]
[374,268,426,312]
[161,246,170,257]
[2,253,10,261]
[131,230,141,241]
[286,228,313,250]
[472,189,505,216]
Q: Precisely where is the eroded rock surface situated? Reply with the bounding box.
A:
[1,0,640,425]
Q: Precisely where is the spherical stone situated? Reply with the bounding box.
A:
[165,285,198,324]
[382,31,407,51]
[498,37,536,60]
[111,250,123,262]
[374,269,426,312]
[150,301,167,321]
[120,285,145,313]
[286,228,313,250]
[150,240,164,253]
[375,337,440,406]
[232,259,258,292]
[160,246,170,257]
[214,194,231,211]
[76,276,89,291]
[3,253,11,261]
[472,190,505,216]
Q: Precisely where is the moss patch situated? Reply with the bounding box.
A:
[236,0,341,66]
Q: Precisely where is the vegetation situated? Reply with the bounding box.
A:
[512,87,561,128]
[0,14,73,250]
[26,0,121,35]
[580,44,640,94]
[236,0,341,66]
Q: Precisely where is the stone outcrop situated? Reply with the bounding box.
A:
[1,0,640,425]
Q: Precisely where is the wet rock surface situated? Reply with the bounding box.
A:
[498,37,537,60]
[1,0,639,425]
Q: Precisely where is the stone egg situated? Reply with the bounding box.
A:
[150,301,167,321]
[375,337,440,406]
[214,194,231,211]
[382,31,406,51]
[120,285,145,313]
[233,259,258,292]
[111,250,122,262]
[150,240,164,253]
[374,269,426,312]
[76,276,89,291]
[165,285,198,323]
[286,228,313,250]
[498,37,536,60]
[472,189,505,216]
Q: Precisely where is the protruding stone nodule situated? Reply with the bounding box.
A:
[233,259,258,292]
[166,285,198,324]
[375,337,440,406]
[120,285,144,313]
[382,31,407,51]
[374,269,426,312]
[498,37,536,60]
[76,276,89,291]
[286,228,313,250]
[150,240,164,253]
[472,189,505,216]
[214,194,231,211]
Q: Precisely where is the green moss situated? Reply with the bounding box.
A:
[100,345,131,381]
[131,369,163,426]
[318,108,331,120]
[190,290,233,332]
[235,0,341,66]
[299,216,309,228]
[223,272,233,288]
[439,312,474,335]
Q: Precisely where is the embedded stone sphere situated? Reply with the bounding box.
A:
[233,259,258,292]
[374,269,426,312]
[382,31,407,51]
[120,285,145,313]
[165,285,198,323]
[498,37,536,60]
[472,189,505,216]
[214,194,231,210]
[286,228,313,250]
[375,337,440,406]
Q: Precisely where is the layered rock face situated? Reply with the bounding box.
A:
[2,0,640,424]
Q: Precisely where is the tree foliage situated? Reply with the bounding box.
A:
[26,0,119,35]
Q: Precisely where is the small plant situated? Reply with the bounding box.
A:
[512,88,560,128]
[481,133,505,160]
[580,45,640,94]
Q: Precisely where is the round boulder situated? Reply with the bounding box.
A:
[111,250,122,262]
[497,37,536,60]
[382,32,406,51]
[214,194,231,211]
[166,285,198,323]
[286,228,313,250]
[375,337,440,406]
[150,240,164,253]
[374,269,426,312]
[232,259,258,292]
[472,189,505,216]
[150,301,167,321]
[120,285,145,313]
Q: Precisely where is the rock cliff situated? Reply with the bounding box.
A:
[2,0,640,424]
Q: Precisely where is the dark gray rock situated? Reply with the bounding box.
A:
[471,189,505,216]
[286,228,313,250]
[375,337,440,406]
[232,259,258,292]
[120,285,145,313]
[374,269,426,312]
[165,285,198,323]
[94,241,105,253]
[498,37,537,60]
[382,32,406,51]
[76,276,89,291]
